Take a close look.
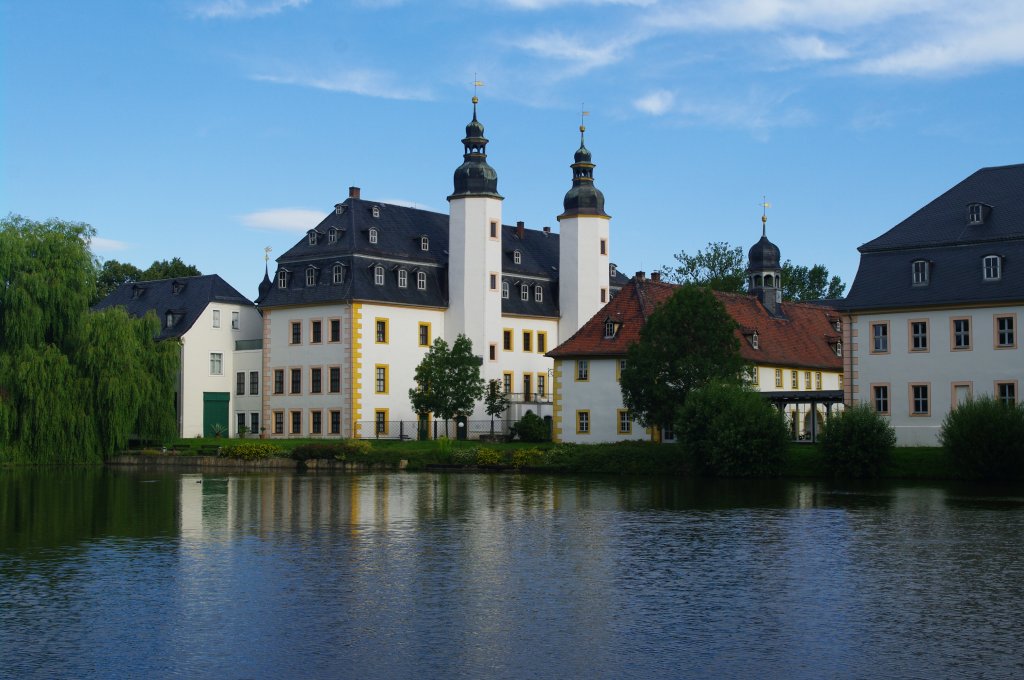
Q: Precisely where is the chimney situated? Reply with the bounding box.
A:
[543,226,551,235]
[349,186,361,199]
[516,221,525,239]
[635,271,646,281]
[651,272,661,282]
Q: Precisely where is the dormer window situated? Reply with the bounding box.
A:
[131,285,144,300]
[374,265,384,286]
[751,331,759,350]
[420,236,429,251]
[371,206,380,218]
[535,285,543,302]
[398,269,408,288]
[277,269,289,289]
[308,231,318,246]
[521,283,529,301]
[328,228,338,244]
[305,267,317,287]
[501,281,509,299]
[369,228,378,244]
[835,340,843,357]
[983,255,1001,281]
[968,203,983,225]
[513,250,522,265]
[165,310,183,328]
[335,203,345,215]
[610,263,617,277]
[417,271,427,290]
[171,281,184,295]
[332,263,345,284]
[166,311,174,327]
[912,260,929,286]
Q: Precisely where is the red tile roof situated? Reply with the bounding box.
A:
[548,277,842,371]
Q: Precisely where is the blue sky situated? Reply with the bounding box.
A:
[3,0,1023,301]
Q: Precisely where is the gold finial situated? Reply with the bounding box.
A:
[760,196,771,236]
[580,104,589,133]
[264,246,272,262]
[473,74,483,104]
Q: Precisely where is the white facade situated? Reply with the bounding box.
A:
[558,214,611,341]
[553,357,643,443]
[847,305,1022,446]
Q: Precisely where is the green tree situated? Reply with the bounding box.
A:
[141,257,201,281]
[780,261,846,301]
[0,215,179,463]
[94,257,202,303]
[620,285,748,430]
[409,335,485,435]
[484,378,510,436]
[660,241,746,292]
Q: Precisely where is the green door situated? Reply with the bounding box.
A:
[203,392,230,438]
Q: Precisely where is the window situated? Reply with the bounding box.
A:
[604,319,616,339]
[329,319,341,343]
[250,412,259,434]
[576,410,590,435]
[231,311,240,330]
[489,344,497,361]
[419,236,429,251]
[210,353,223,375]
[333,264,344,284]
[911,384,930,416]
[329,367,341,393]
[997,382,1017,407]
[804,371,811,389]
[372,206,380,218]
[995,315,1016,348]
[522,374,532,400]
[871,322,889,353]
[273,411,284,435]
[329,410,341,435]
[969,203,983,224]
[417,271,427,290]
[236,372,245,395]
[910,320,929,351]
[600,288,607,303]
[369,229,378,245]
[522,330,532,352]
[398,269,408,288]
[490,221,497,238]
[375,365,388,394]
[775,368,783,388]
[751,332,759,350]
[310,368,322,394]
[290,368,301,394]
[375,410,387,435]
[815,372,822,390]
[514,250,522,264]
[212,310,221,328]
[278,270,288,289]
[250,371,259,395]
[610,264,617,277]
[501,281,509,299]
[576,360,589,382]
[306,268,317,287]
[951,318,971,350]
[750,367,759,385]
[311,320,322,344]
[791,370,798,389]
[308,231,317,246]
[912,260,929,286]
[835,340,842,357]
[983,255,1001,281]
[418,323,431,347]
[237,412,246,434]
[521,284,529,301]
[618,409,631,435]
[537,374,546,398]
[616,358,626,382]
[274,369,284,395]
[374,265,384,286]
[535,285,543,302]
[600,239,607,255]
[291,322,301,344]
[873,384,890,414]
[503,372,512,394]
[490,273,497,290]
[375,318,388,344]
[503,329,513,351]
[536,332,547,354]
[311,411,322,435]
[290,411,302,435]
[329,228,338,243]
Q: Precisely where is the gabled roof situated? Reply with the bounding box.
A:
[548,277,842,371]
[93,274,253,340]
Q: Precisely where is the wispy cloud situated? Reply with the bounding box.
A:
[633,90,675,115]
[499,0,655,9]
[673,88,814,140]
[252,69,433,101]
[190,0,309,20]
[513,29,647,77]
[240,208,324,231]
[90,236,131,252]
[780,35,848,61]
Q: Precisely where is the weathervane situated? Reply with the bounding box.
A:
[264,246,272,263]
[760,196,771,236]
[473,74,483,102]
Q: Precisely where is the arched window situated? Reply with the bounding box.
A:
[420,236,429,251]
[912,260,929,285]
[521,284,529,301]
[983,255,1001,281]
[374,265,384,286]
[398,269,408,288]
[332,264,344,284]
[371,206,380,218]
[535,285,543,302]
[417,271,427,290]
[305,267,317,287]
[369,228,378,244]
[328,228,338,244]
[501,281,509,299]
[277,270,288,289]
[513,250,522,264]
[308,232,317,246]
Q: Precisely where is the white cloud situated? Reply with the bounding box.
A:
[513,29,647,77]
[633,90,675,115]
[674,88,813,139]
[90,236,131,252]
[780,35,848,61]
[190,0,309,19]
[252,70,433,101]
[500,0,655,9]
[240,208,325,231]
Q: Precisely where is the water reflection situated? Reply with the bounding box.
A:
[2,469,1024,679]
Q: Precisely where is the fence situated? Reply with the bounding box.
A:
[352,418,522,441]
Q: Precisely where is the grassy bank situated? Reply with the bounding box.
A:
[159,437,962,480]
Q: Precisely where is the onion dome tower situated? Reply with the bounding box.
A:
[559,125,608,218]
[747,209,783,314]
[449,96,502,200]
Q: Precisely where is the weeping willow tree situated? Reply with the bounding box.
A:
[0,215,179,463]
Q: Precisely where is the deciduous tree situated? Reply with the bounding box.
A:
[409,335,485,434]
[781,261,846,301]
[659,241,746,292]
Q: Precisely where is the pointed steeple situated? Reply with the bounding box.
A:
[449,96,502,200]
[559,123,608,218]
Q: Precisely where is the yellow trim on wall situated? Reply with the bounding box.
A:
[374,409,389,436]
[375,364,389,394]
[575,359,590,382]
[374,317,389,344]
[418,321,432,347]
[552,360,563,441]
[502,327,514,352]
[352,303,363,438]
[576,409,591,435]
[536,330,548,354]
[522,329,533,353]
[617,409,632,435]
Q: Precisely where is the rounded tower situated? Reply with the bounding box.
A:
[747,211,783,313]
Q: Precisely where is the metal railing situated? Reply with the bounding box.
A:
[352,419,519,441]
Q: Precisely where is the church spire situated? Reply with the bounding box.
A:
[559,120,608,219]
[449,96,501,200]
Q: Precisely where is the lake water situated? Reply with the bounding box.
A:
[2,468,1023,679]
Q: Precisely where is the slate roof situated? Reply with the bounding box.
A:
[548,277,842,372]
[843,164,1024,311]
[93,274,254,341]
[258,193,630,317]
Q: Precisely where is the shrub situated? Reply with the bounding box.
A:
[451,447,476,466]
[512,447,544,469]
[475,447,503,466]
[511,411,550,443]
[220,442,284,461]
[542,444,579,468]
[819,404,895,478]
[678,382,788,477]
[940,396,1024,480]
